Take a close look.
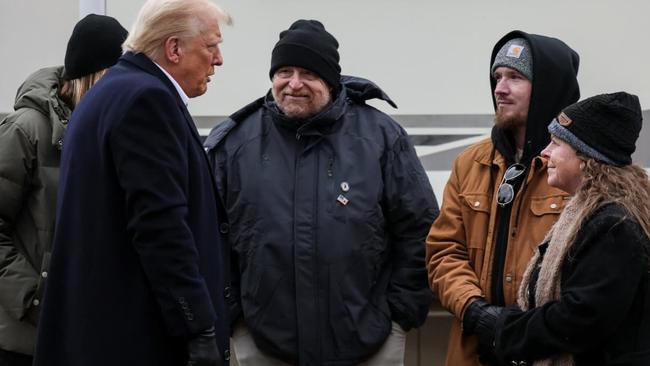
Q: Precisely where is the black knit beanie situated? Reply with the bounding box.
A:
[548,92,643,166]
[269,19,341,91]
[63,14,128,80]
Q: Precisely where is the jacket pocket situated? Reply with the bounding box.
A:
[461,193,491,215]
[230,203,259,258]
[529,195,566,216]
[240,262,287,332]
[359,208,386,257]
[526,194,566,252]
[329,261,391,356]
[26,250,51,326]
[459,193,491,270]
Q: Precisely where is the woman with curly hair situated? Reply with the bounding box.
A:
[473,92,650,366]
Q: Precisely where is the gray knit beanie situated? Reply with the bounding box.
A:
[491,38,533,81]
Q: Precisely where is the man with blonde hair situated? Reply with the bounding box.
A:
[33,1,232,365]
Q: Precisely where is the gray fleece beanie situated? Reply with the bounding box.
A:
[491,38,533,81]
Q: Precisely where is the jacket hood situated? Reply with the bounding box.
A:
[13,66,71,147]
[14,66,69,116]
[269,75,397,133]
[204,75,396,151]
[341,75,397,108]
[490,30,580,165]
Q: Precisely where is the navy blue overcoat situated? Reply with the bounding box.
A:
[33,52,230,366]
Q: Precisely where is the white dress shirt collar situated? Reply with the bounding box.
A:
[153,62,190,106]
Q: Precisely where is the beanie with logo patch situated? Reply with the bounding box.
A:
[491,38,533,81]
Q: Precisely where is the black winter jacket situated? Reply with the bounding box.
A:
[494,203,650,366]
[205,76,439,365]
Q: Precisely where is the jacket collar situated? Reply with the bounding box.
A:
[204,74,397,151]
[265,74,399,137]
[203,97,265,151]
[120,52,202,145]
[121,52,185,105]
[474,142,547,172]
[11,66,71,150]
[265,87,348,137]
[153,61,189,105]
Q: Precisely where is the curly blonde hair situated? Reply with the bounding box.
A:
[567,158,650,247]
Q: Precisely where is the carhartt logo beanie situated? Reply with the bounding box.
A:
[492,38,533,81]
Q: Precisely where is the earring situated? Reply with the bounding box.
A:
[579,161,585,170]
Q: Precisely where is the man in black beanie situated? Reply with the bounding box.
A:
[205,19,439,366]
[269,19,341,93]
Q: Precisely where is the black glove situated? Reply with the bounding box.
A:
[463,299,504,365]
[187,326,223,366]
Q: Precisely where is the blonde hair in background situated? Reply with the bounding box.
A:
[123,0,232,61]
[59,69,108,107]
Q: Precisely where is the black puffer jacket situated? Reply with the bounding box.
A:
[205,76,438,365]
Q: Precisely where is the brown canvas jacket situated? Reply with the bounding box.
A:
[426,138,570,366]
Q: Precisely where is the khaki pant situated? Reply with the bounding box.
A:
[232,321,407,366]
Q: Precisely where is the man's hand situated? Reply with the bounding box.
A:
[462,298,503,365]
[187,326,222,366]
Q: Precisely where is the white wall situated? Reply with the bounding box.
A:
[0,0,78,111]
[1,0,649,116]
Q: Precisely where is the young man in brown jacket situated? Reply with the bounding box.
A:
[426,30,580,366]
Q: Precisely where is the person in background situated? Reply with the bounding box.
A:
[488,92,650,366]
[426,30,580,365]
[0,14,127,366]
[32,1,233,365]
[205,19,438,366]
